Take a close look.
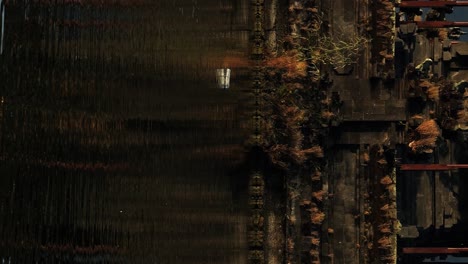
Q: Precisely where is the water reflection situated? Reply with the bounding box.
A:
[0,0,251,263]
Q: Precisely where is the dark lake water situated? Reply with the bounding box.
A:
[0,1,253,263]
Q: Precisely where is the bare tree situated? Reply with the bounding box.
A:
[302,20,370,69]
[311,25,369,68]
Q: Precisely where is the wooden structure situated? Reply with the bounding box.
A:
[400,164,468,171]
[398,0,468,8]
[403,247,468,254]
[400,21,468,28]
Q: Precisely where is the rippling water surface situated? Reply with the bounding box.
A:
[0,1,252,263]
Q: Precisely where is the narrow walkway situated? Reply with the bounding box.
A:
[330,148,360,264]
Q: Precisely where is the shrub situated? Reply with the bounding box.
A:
[378,236,391,249]
[380,175,393,185]
[312,190,326,202]
[311,211,325,224]
[311,169,322,181]
[415,120,440,137]
[311,237,320,246]
[409,120,441,153]
[378,223,392,234]
[302,146,324,158]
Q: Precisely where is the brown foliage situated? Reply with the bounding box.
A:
[266,52,307,79]
[361,152,370,163]
[380,204,389,211]
[409,137,437,153]
[379,50,394,61]
[290,148,308,164]
[377,158,388,165]
[311,237,320,246]
[312,190,326,202]
[311,211,325,225]
[378,236,391,249]
[301,199,312,206]
[419,81,440,101]
[290,130,304,151]
[379,223,392,234]
[321,110,335,120]
[288,2,303,12]
[427,86,440,101]
[387,184,396,193]
[419,80,432,88]
[301,146,324,158]
[416,120,440,137]
[309,249,320,258]
[268,144,288,168]
[411,114,424,119]
[380,175,393,185]
[281,104,307,127]
[311,169,322,181]
[409,120,441,153]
